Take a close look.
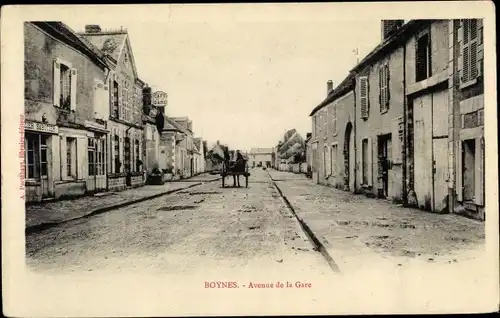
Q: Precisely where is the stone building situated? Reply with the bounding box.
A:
[24,22,111,202]
[307,19,485,220]
[309,75,356,190]
[248,148,273,168]
[79,25,145,191]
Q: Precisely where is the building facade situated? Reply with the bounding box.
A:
[308,19,485,220]
[248,148,273,168]
[310,75,356,191]
[24,22,111,202]
[79,25,145,191]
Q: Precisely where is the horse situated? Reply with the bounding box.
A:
[222,151,247,187]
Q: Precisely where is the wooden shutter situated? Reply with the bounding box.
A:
[70,68,77,111]
[53,60,61,107]
[332,104,337,134]
[102,84,110,119]
[93,80,100,119]
[386,64,391,106]
[359,76,369,118]
[457,141,463,202]
[76,137,85,179]
[469,19,479,79]
[475,136,484,206]
[367,137,373,186]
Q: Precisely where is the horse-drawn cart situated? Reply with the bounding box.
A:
[221,159,250,188]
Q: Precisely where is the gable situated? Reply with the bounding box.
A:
[117,36,138,79]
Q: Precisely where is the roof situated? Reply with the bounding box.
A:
[163,116,187,133]
[30,22,108,70]
[78,31,127,61]
[79,28,139,78]
[249,148,274,155]
[309,72,355,117]
[309,20,429,118]
[350,19,426,73]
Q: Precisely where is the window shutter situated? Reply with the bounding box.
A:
[475,136,484,206]
[367,137,373,186]
[60,136,67,179]
[93,81,100,119]
[53,60,61,107]
[70,68,77,111]
[469,19,479,80]
[359,76,369,118]
[76,137,85,179]
[386,65,390,106]
[462,20,470,83]
[102,84,110,119]
[378,67,382,108]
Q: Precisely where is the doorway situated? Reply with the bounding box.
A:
[462,139,476,202]
[377,134,392,199]
[343,122,354,191]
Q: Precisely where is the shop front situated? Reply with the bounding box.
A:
[24,121,59,203]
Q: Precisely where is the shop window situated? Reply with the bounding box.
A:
[25,133,48,179]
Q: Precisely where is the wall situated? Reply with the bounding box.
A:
[249,153,273,167]
[24,23,107,126]
[355,46,405,202]
[313,91,356,190]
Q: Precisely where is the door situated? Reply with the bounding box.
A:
[431,89,449,212]
[87,137,107,192]
[25,133,51,199]
[377,134,392,199]
[433,138,448,212]
[413,94,433,210]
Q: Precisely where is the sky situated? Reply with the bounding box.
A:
[65,5,382,151]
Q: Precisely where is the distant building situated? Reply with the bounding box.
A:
[248,148,273,168]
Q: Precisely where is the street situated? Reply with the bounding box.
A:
[26,169,333,280]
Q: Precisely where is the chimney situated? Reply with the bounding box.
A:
[381,20,404,41]
[327,80,333,95]
[85,24,102,33]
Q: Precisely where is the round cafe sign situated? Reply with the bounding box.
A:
[152,91,168,107]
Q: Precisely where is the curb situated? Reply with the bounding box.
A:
[25,182,206,235]
[268,171,341,273]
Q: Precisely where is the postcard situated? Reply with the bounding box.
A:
[1,2,498,316]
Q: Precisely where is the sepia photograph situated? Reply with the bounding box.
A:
[2,2,498,316]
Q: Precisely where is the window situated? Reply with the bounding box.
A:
[66,137,75,178]
[461,19,481,84]
[331,144,338,176]
[379,63,390,112]
[114,134,120,173]
[415,31,431,82]
[113,81,119,118]
[25,133,48,179]
[88,138,95,176]
[124,137,131,172]
[362,139,369,185]
[60,64,71,109]
[332,104,337,135]
[323,110,327,136]
[135,139,140,171]
[323,146,328,176]
[359,76,369,119]
[313,116,317,137]
[53,59,77,110]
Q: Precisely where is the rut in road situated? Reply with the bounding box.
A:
[267,171,341,273]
